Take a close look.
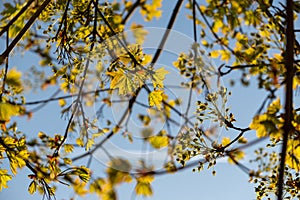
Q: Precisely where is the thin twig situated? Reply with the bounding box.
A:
[121,0,141,24]
[22,88,111,106]
[151,0,184,67]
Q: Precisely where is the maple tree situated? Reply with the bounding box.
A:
[0,0,300,200]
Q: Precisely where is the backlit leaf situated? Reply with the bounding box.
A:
[148,90,163,110]
[5,68,23,93]
[228,150,245,164]
[151,67,169,88]
[0,169,12,191]
[106,69,136,95]
[135,182,152,196]
[0,102,24,123]
[221,137,231,146]
[286,139,300,171]
[148,135,169,149]
[28,180,37,194]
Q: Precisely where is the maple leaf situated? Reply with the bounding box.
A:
[148,90,163,110]
[151,67,169,88]
[106,69,136,95]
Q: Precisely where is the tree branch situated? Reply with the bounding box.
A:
[277,0,294,199]
[0,0,35,37]
[0,0,52,64]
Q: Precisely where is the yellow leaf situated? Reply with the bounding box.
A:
[164,161,177,173]
[136,175,154,183]
[89,178,105,194]
[238,136,248,144]
[140,1,162,21]
[141,54,152,66]
[201,39,209,47]
[58,99,66,107]
[212,19,223,33]
[152,67,169,88]
[209,50,219,58]
[86,139,94,151]
[131,23,149,45]
[165,100,175,118]
[286,139,300,171]
[220,50,231,62]
[113,15,122,24]
[267,98,281,115]
[0,169,12,191]
[63,144,74,153]
[148,90,163,110]
[135,182,153,197]
[63,158,72,165]
[106,69,136,95]
[73,178,88,196]
[5,68,23,93]
[228,150,245,164]
[28,180,36,194]
[0,102,24,123]
[76,138,84,147]
[221,137,231,146]
[106,158,132,185]
[148,135,169,149]
[293,76,300,89]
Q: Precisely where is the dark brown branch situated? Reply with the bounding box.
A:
[0,30,9,100]
[226,153,250,174]
[0,0,52,64]
[277,0,294,199]
[151,0,184,66]
[54,0,71,39]
[185,0,197,116]
[218,63,263,76]
[218,60,300,76]
[121,0,141,24]
[223,128,250,149]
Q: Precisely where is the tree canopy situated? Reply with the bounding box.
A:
[0,0,299,199]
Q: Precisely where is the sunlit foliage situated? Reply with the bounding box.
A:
[0,0,299,199]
